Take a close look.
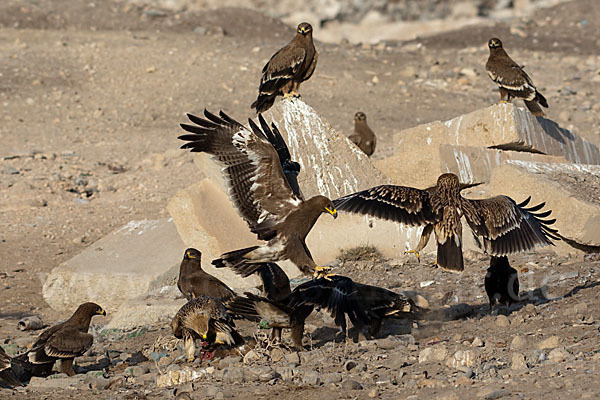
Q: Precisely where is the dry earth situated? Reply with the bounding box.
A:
[0,0,599,398]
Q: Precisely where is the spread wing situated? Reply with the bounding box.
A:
[461,195,560,255]
[288,276,371,330]
[333,185,436,226]
[179,110,302,240]
[259,44,306,95]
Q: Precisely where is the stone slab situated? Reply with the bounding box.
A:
[394,103,599,166]
[42,219,186,313]
[375,143,563,187]
[102,296,187,331]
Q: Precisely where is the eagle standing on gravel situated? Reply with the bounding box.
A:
[251,22,318,113]
[485,255,520,310]
[171,296,244,362]
[333,173,560,272]
[15,302,105,377]
[177,248,236,302]
[348,112,376,157]
[178,110,337,279]
[486,37,548,116]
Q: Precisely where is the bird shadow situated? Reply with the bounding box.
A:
[536,116,575,143]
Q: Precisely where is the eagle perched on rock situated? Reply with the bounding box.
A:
[333,173,560,272]
[486,37,548,116]
[348,112,376,157]
[251,22,318,113]
[178,110,337,279]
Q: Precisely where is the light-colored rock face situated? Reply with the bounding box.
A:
[263,97,390,199]
[42,219,186,313]
[102,296,186,331]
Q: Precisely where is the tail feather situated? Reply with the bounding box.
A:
[251,95,275,114]
[536,91,548,108]
[437,237,464,272]
[0,368,23,388]
[524,100,544,117]
[212,246,260,270]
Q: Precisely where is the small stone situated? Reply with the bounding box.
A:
[243,349,260,364]
[548,348,569,363]
[455,375,472,386]
[284,352,300,365]
[222,367,246,384]
[479,388,510,400]
[270,348,285,362]
[511,352,527,370]
[301,370,321,386]
[274,366,295,381]
[495,315,510,327]
[124,365,149,377]
[368,388,378,398]
[471,337,484,347]
[218,356,240,370]
[321,372,342,384]
[511,335,527,349]
[537,336,559,350]
[446,350,478,368]
[341,379,363,390]
[419,345,448,363]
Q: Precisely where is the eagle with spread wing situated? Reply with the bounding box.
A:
[178,110,337,278]
[251,22,318,113]
[333,173,559,272]
[486,37,548,116]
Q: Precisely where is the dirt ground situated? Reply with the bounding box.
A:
[1,0,599,398]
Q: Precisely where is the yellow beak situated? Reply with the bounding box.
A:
[202,334,207,339]
[98,308,106,316]
[325,207,338,219]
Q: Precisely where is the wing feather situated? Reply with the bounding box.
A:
[333,185,435,226]
[462,195,559,255]
[179,111,301,240]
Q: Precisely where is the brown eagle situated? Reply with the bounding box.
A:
[333,173,559,272]
[348,112,376,157]
[179,110,337,279]
[486,37,548,116]
[251,22,318,113]
[177,248,235,302]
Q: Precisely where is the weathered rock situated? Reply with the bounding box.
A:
[537,335,560,349]
[43,219,185,312]
[418,345,448,363]
[341,379,363,390]
[548,347,569,363]
[446,349,478,369]
[510,335,527,350]
[511,352,528,370]
[495,315,510,327]
[471,337,484,347]
[486,162,600,248]
[321,373,343,384]
[301,370,322,386]
[156,366,209,388]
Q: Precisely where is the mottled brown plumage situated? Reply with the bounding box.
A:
[486,38,548,116]
[334,173,560,271]
[348,112,376,156]
[251,22,318,113]
[0,346,22,388]
[177,248,235,301]
[172,296,243,361]
[20,302,105,377]
[179,110,337,277]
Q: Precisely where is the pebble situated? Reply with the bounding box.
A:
[537,335,559,349]
[284,352,300,365]
[471,337,484,347]
[495,315,510,327]
[447,350,478,368]
[548,347,569,362]
[270,347,285,362]
[124,365,149,377]
[419,345,448,363]
[511,352,528,370]
[321,372,342,384]
[341,379,363,390]
[511,335,527,349]
[368,388,378,398]
[301,370,321,386]
[222,367,246,384]
[243,349,260,364]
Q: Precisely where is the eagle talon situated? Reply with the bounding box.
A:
[405,249,421,263]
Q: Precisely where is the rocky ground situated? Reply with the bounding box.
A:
[1,0,599,398]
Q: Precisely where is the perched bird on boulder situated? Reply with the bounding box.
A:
[348,112,376,157]
[177,248,235,302]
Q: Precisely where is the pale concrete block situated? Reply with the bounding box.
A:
[485,161,600,248]
[375,143,562,188]
[394,103,599,166]
[42,219,186,313]
[102,296,187,331]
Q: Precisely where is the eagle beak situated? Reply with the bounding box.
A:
[98,308,106,316]
[325,207,338,219]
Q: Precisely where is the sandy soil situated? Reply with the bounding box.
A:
[0,0,599,398]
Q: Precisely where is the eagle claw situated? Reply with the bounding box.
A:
[405,249,421,263]
[313,266,335,281]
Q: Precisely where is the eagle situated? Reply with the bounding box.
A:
[16,302,105,377]
[177,248,236,302]
[348,112,376,157]
[251,22,318,113]
[485,256,520,310]
[333,173,560,272]
[172,296,244,362]
[0,346,22,388]
[486,37,548,116]
[178,110,337,279]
